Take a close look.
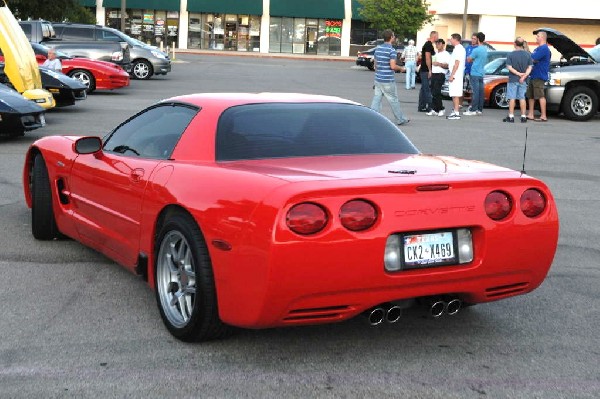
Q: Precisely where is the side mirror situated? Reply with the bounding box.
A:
[74,136,102,154]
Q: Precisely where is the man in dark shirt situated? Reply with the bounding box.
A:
[418,31,438,112]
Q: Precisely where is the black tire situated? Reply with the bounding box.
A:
[31,154,59,240]
[367,60,374,71]
[490,84,509,109]
[132,59,153,80]
[154,211,231,342]
[562,86,598,121]
[68,69,96,93]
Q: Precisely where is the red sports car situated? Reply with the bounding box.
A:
[31,42,129,93]
[23,93,559,342]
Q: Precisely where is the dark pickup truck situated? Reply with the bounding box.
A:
[18,20,131,71]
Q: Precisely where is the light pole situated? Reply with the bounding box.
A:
[120,0,126,32]
[461,0,468,39]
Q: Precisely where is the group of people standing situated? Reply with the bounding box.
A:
[369,28,552,124]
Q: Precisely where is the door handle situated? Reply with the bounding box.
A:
[131,168,144,183]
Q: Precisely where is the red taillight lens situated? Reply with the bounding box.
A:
[484,191,512,221]
[339,199,378,231]
[286,203,328,235]
[520,188,546,218]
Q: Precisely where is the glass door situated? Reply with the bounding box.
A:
[306,26,317,54]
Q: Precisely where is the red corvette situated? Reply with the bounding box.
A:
[31,43,129,93]
[23,93,559,342]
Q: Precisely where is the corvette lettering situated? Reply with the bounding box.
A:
[395,206,475,217]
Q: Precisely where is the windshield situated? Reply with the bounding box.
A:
[484,58,507,75]
[216,103,419,161]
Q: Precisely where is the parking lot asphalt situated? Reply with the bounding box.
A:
[0,54,599,398]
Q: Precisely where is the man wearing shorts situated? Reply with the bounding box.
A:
[446,34,465,120]
[503,37,533,123]
[526,31,551,121]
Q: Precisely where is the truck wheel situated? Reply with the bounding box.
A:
[31,154,59,240]
[132,60,153,80]
[491,84,509,108]
[562,86,598,121]
[68,69,96,93]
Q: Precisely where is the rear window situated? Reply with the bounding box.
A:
[19,23,32,38]
[216,103,419,161]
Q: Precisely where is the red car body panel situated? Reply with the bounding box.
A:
[39,57,129,91]
[23,93,559,329]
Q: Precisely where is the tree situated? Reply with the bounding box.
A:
[358,0,434,42]
[7,0,95,24]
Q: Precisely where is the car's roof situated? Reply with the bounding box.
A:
[167,92,360,109]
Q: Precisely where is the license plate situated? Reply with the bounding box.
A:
[403,231,456,269]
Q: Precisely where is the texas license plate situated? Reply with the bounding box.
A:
[403,231,456,269]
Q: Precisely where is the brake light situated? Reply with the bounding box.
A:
[339,199,378,231]
[520,188,546,218]
[286,203,328,235]
[484,191,512,220]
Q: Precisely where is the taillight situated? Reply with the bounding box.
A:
[286,203,328,235]
[520,188,546,218]
[339,199,377,231]
[484,191,512,220]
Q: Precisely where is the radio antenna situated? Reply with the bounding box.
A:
[521,127,528,174]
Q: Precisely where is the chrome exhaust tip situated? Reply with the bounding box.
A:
[385,305,403,323]
[429,300,447,318]
[366,307,386,326]
[446,298,462,316]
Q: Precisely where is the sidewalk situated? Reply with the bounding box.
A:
[174,48,354,62]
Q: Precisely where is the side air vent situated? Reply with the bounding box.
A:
[485,282,529,298]
[283,305,352,322]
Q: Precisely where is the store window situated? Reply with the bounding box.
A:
[270,17,342,55]
[106,8,179,48]
[188,13,260,52]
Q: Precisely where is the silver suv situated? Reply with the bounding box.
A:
[52,23,171,80]
[535,28,600,121]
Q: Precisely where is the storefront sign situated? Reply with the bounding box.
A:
[143,13,154,24]
[325,20,342,38]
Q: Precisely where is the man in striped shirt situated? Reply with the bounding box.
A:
[370,29,410,126]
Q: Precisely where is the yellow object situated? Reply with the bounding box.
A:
[0,5,55,109]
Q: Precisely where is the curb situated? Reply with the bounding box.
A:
[173,48,354,63]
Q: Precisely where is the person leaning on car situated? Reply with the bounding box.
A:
[42,48,62,73]
[503,37,533,123]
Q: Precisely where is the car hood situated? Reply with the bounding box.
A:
[222,154,519,182]
[0,83,45,113]
[39,67,87,89]
[533,27,595,61]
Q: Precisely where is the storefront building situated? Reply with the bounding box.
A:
[81,0,600,57]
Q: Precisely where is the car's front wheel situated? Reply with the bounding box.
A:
[155,211,231,342]
[562,86,598,121]
[31,154,59,240]
[132,60,153,80]
[68,69,95,93]
[491,84,509,108]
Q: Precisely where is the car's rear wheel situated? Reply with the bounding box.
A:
[132,60,153,80]
[491,84,509,108]
[155,211,231,342]
[68,69,96,93]
[562,86,598,121]
[31,154,59,240]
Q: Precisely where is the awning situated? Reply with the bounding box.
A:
[270,0,345,19]
[187,0,263,15]
[102,0,180,12]
[351,0,365,21]
[79,0,96,6]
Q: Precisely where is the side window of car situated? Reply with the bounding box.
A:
[99,29,121,41]
[19,23,32,38]
[61,27,94,40]
[103,104,198,159]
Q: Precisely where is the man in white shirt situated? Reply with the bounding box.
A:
[427,38,450,117]
[42,48,62,72]
[446,34,466,120]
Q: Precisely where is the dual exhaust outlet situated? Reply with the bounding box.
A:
[365,303,403,326]
[365,297,462,325]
